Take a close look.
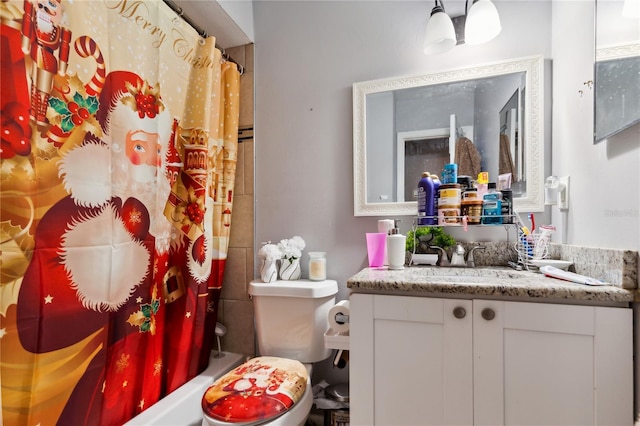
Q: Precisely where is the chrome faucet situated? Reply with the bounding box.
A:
[430,244,486,268]
[466,245,486,268]
[429,246,449,267]
[450,244,466,267]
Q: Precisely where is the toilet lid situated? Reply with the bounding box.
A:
[202,356,308,424]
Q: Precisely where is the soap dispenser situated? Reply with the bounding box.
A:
[387,220,406,270]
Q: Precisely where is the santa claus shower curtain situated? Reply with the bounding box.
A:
[0,0,240,424]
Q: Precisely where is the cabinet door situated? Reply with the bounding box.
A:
[473,300,633,426]
[350,294,473,426]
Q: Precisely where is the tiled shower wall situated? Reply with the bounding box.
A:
[217,43,256,356]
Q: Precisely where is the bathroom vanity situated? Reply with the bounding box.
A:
[347,267,635,426]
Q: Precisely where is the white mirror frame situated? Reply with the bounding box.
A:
[353,55,545,216]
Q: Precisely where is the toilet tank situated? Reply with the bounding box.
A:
[249,279,338,363]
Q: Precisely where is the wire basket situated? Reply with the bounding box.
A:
[515,231,550,269]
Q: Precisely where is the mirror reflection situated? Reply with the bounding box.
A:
[353,55,544,216]
[594,0,640,143]
[384,73,524,204]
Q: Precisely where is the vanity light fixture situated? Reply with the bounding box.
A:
[465,0,502,44]
[423,0,501,55]
[423,0,457,55]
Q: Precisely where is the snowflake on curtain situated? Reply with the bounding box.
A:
[153,358,163,376]
[116,353,130,373]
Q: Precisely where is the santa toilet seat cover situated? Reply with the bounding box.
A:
[201,356,308,424]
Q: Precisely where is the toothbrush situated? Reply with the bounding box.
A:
[529,213,536,233]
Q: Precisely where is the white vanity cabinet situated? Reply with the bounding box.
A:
[349,293,633,426]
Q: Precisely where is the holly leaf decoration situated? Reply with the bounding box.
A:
[72,92,84,106]
[86,95,99,115]
[140,316,156,334]
[60,115,75,133]
[141,300,159,318]
[126,310,146,328]
[128,287,161,334]
[54,94,99,133]
[49,97,69,115]
[73,92,99,115]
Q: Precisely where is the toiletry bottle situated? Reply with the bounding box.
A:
[476,172,489,200]
[437,183,462,225]
[442,163,458,184]
[457,175,472,192]
[417,172,434,225]
[378,219,395,265]
[482,182,503,224]
[387,220,406,270]
[430,173,441,223]
[500,188,513,223]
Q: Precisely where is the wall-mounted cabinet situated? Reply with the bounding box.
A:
[350,293,633,425]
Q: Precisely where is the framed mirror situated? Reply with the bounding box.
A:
[594,0,640,143]
[353,55,544,216]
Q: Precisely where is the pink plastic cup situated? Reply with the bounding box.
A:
[366,232,387,268]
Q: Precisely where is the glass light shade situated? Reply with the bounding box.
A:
[465,0,502,45]
[623,0,640,18]
[423,10,456,55]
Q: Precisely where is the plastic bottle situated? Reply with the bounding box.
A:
[442,163,458,184]
[377,220,395,265]
[482,182,503,225]
[500,189,513,224]
[430,173,441,224]
[457,175,473,192]
[417,172,434,225]
[475,171,489,200]
[387,220,406,270]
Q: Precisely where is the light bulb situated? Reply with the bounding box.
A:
[423,6,456,55]
[465,0,501,45]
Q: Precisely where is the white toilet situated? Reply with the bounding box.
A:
[201,279,338,426]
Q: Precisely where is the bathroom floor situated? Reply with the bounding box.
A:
[305,409,324,426]
[307,407,350,426]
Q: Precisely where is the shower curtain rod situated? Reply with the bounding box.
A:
[162,0,244,75]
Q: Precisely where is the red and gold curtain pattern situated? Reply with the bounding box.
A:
[0,0,240,424]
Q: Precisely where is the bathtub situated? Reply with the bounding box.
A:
[124,351,245,426]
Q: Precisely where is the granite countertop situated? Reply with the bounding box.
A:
[347,266,635,304]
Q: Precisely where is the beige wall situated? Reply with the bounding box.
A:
[218,43,256,356]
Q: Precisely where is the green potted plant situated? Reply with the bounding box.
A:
[405,226,456,265]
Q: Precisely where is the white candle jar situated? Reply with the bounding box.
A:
[308,252,327,281]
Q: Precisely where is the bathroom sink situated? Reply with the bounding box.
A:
[413,266,528,281]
